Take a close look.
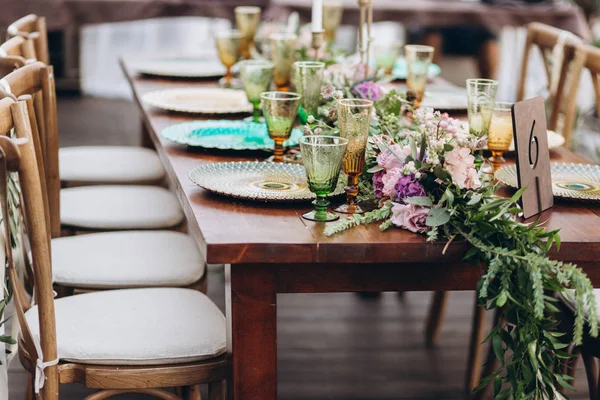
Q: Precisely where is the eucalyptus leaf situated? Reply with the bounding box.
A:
[426,208,451,227]
[404,196,433,207]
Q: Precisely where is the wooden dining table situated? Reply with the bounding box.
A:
[120,58,600,400]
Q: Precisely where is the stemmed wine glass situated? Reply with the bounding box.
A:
[299,135,348,222]
[240,60,274,123]
[293,61,325,123]
[270,33,297,91]
[333,98,373,214]
[488,102,514,171]
[215,29,242,88]
[261,91,302,162]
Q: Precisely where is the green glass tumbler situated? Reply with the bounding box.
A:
[293,61,325,123]
[334,98,373,215]
[240,60,275,122]
[299,135,348,222]
[260,91,302,162]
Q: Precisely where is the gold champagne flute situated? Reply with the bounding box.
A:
[235,6,261,59]
[261,91,302,162]
[488,102,514,171]
[270,33,297,91]
[334,98,373,214]
[405,45,434,108]
[323,0,343,42]
[215,29,242,88]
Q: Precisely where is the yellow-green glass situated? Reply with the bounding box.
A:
[374,43,401,75]
[270,33,297,91]
[235,6,261,59]
[488,101,513,171]
[334,98,373,214]
[466,78,499,138]
[240,60,274,122]
[260,91,302,162]
[215,30,242,88]
[299,135,348,222]
[405,45,434,108]
[323,0,343,42]
[293,61,325,120]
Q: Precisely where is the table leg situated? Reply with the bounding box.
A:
[226,264,277,400]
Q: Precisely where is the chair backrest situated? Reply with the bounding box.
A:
[0,97,59,399]
[7,15,50,65]
[0,62,59,237]
[517,23,584,137]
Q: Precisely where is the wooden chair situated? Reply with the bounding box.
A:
[0,63,207,296]
[6,14,167,187]
[424,23,587,398]
[0,97,227,400]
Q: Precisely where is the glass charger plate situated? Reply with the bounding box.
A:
[161,120,303,150]
[133,57,226,78]
[189,161,345,202]
[142,88,252,114]
[495,163,600,202]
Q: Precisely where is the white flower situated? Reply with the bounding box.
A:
[322,109,330,118]
[334,90,344,99]
[314,127,323,135]
[307,115,315,124]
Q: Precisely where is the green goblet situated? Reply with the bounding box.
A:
[334,98,373,214]
[240,60,274,122]
[270,33,297,91]
[260,91,302,162]
[293,61,325,123]
[299,135,348,222]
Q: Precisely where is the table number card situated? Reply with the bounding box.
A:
[511,97,553,219]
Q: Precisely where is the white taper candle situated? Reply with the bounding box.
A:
[312,0,323,31]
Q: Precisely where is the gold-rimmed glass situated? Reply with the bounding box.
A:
[300,135,348,222]
[261,91,302,163]
[488,102,514,171]
[215,29,242,88]
[466,78,499,138]
[240,60,274,122]
[405,45,434,108]
[235,6,261,59]
[323,0,343,42]
[334,98,373,214]
[374,43,401,76]
[270,33,297,91]
[293,61,325,122]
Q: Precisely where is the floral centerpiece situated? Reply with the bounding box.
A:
[308,85,597,397]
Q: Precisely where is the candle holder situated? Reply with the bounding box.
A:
[311,30,325,60]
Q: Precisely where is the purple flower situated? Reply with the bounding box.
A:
[391,203,429,233]
[352,81,383,101]
[395,174,426,203]
[376,144,411,170]
[373,170,385,199]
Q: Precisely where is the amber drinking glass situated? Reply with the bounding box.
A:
[323,0,343,42]
[466,78,499,138]
[334,98,373,214]
[300,135,348,222]
[261,91,302,162]
[374,43,401,76]
[235,6,261,59]
[270,33,297,91]
[215,29,243,88]
[488,102,514,171]
[405,45,434,108]
[293,61,325,122]
[240,60,274,122]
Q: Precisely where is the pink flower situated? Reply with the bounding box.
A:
[381,168,404,197]
[391,203,429,233]
[377,144,411,170]
[444,147,481,190]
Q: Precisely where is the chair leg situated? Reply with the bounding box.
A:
[465,298,487,394]
[208,380,226,400]
[472,309,503,400]
[425,291,449,347]
[24,372,33,400]
[582,353,599,400]
[560,344,580,394]
[183,385,202,400]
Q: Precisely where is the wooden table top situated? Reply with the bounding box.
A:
[121,59,600,266]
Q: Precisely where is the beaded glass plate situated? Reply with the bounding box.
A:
[133,58,226,78]
[161,120,303,150]
[495,163,600,202]
[189,161,345,202]
[143,88,252,114]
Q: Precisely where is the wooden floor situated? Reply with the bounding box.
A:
[7,96,591,399]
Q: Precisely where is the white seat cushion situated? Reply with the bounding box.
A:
[60,186,184,230]
[52,231,205,289]
[59,146,166,184]
[25,288,226,365]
